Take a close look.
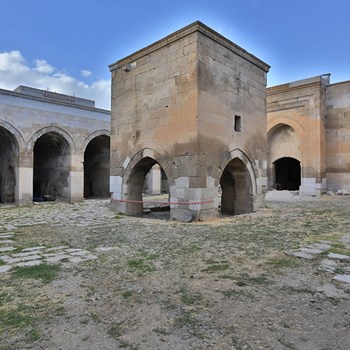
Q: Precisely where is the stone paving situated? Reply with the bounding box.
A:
[1,199,349,288]
[287,235,350,284]
[0,200,115,274]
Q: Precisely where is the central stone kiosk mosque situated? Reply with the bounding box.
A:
[109,21,270,221]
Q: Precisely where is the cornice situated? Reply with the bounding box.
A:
[267,77,328,96]
[0,88,110,114]
[109,21,270,73]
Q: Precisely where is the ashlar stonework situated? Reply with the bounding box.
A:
[109,21,270,221]
[0,86,110,205]
[267,74,350,195]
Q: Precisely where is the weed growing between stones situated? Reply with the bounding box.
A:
[329,242,350,256]
[12,263,60,282]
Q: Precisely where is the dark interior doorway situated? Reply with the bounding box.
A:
[274,157,301,190]
[84,135,110,198]
[0,127,18,204]
[3,165,16,203]
[33,132,70,201]
[220,158,253,216]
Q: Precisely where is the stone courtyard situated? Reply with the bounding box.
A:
[0,195,349,349]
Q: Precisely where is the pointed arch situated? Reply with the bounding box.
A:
[219,148,257,196]
[219,150,256,215]
[81,129,110,152]
[28,125,76,154]
[120,148,173,217]
[83,133,110,198]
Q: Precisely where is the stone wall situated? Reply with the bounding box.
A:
[267,75,328,195]
[0,86,110,205]
[326,81,350,192]
[109,21,270,221]
[267,75,350,195]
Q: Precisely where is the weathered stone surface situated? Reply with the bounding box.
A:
[319,259,338,273]
[0,240,15,244]
[334,274,350,284]
[267,75,350,195]
[300,247,323,255]
[328,253,350,260]
[16,260,42,267]
[0,86,110,205]
[22,246,45,252]
[287,251,315,260]
[309,243,331,251]
[0,265,12,273]
[109,21,269,221]
[0,247,15,252]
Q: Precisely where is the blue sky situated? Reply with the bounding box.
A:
[1,0,349,109]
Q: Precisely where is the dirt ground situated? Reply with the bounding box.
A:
[0,195,350,350]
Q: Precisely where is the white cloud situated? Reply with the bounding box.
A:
[35,59,54,74]
[81,70,92,78]
[0,50,111,110]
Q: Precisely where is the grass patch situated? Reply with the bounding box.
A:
[280,286,315,295]
[108,322,124,339]
[174,310,198,329]
[0,260,5,266]
[202,259,230,273]
[153,326,171,335]
[219,289,249,298]
[329,242,350,256]
[139,251,159,260]
[179,288,202,305]
[119,340,139,349]
[127,258,156,275]
[235,273,270,287]
[231,335,252,350]
[182,244,201,254]
[27,328,41,341]
[0,305,36,329]
[122,290,133,299]
[306,233,342,243]
[267,256,300,268]
[12,263,60,282]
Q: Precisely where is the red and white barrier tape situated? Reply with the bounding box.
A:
[110,198,214,205]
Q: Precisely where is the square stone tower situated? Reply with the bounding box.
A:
[109,21,270,221]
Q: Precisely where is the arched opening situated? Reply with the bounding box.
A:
[274,157,301,191]
[33,132,71,201]
[220,158,253,216]
[0,127,18,204]
[126,157,169,218]
[84,135,110,198]
[268,123,302,190]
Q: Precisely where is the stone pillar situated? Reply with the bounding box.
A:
[110,175,125,212]
[16,151,33,205]
[69,154,84,202]
[169,176,219,222]
[146,165,161,195]
[17,166,33,205]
